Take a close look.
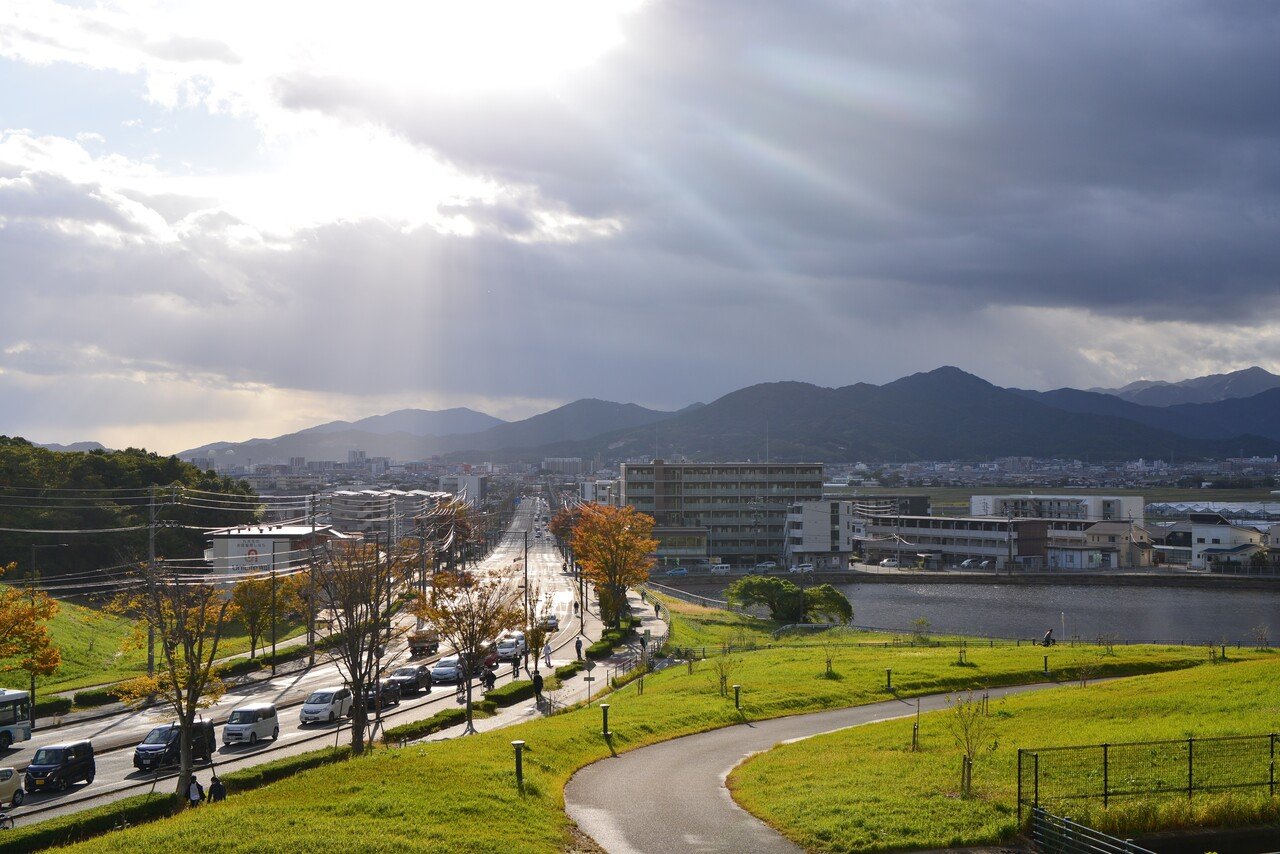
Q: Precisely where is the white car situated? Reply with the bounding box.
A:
[879,558,900,568]
[0,766,23,807]
[960,558,977,568]
[754,561,778,570]
[431,655,466,684]
[709,564,732,575]
[223,703,279,746]
[299,686,353,725]
[496,632,527,661]
[789,563,815,574]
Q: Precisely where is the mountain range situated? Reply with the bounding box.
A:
[1087,366,1280,407]
[174,367,1280,465]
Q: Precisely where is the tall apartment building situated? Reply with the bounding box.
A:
[619,460,824,567]
[543,457,587,476]
[969,494,1144,526]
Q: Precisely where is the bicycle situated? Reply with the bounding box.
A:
[1,812,15,831]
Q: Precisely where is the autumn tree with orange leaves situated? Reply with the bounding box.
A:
[0,562,62,725]
[571,504,658,628]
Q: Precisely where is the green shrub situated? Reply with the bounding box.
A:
[72,687,123,708]
[222,745,351,792]
[382,703,496,743]
[486,680,535,707]
[554,662,583,680]
[0,792,181,852]
[214,657,263,678]
[34,696,73,719]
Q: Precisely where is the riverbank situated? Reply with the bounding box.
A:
[669,567,1280,591]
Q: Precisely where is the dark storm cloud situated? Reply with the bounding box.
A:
[276,0,1280,323]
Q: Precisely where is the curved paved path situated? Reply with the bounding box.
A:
[565,682,1058,854]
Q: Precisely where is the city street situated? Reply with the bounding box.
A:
[0,494,591,825]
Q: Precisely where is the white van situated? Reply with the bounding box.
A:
[709,564,732,575]
[299,686,354,725]
[223,703,279,746]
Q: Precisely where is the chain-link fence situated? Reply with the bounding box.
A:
[1019,734,1278,820]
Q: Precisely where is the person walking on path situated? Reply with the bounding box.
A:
[532,670,544,705]
[575,636,583,660]
[188,776,205,808]
[208,775,226,803]
[654,602,660,618]
[543,641,553,669]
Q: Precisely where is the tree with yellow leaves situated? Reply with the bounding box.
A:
[108,564,238,798]
[571,504,658,628]
[0,562,62,725]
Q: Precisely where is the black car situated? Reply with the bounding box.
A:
[133,722,215,772]
[364,680,401,711]
[25,741,95,793]
[388,665,432,695]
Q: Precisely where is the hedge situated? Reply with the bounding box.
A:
[214,657,264,678]
[33,696,72,719]
[554,661,583,680]
[381,701,497,744]
[1,745,355,852]
[484,679,535,707]
[72,687,124,708]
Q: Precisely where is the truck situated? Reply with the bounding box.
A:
[409,624,440,657]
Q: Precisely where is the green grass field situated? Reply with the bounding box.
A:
[51,600,1267,853]
[729,657,1280,852]
[0,585,306,695]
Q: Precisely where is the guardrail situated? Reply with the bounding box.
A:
[1030,807,1154,854]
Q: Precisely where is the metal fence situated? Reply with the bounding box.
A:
[1030,807,1155,854]
[1019,734,1278,819]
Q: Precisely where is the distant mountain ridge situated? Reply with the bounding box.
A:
[37,441,109,453]
[1088,367,1280,407]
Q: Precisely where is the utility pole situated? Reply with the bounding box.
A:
[270,541,278,676]
[308,491,317,667]
[147,485,156,677]
[1006,508,1015,576]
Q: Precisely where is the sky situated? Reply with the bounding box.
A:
[2,0,1279,454]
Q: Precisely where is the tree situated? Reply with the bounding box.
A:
[725,575,803,622]
[803,585,853,623]
[108,564,238,798]
[415,572,522,734]
[0,563,62,721]
[231,577,272,659]
[313,538,407,755]
[571,504,658,628]
[947,690,997,798]
[548,505,585,558]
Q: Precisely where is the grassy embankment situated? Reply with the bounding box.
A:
[41,596,1267,853]
[729,656,1280,853]
[0,584,305,694]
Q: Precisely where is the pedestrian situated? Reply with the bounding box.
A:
[483,669,496,693]
[542,642,552,669]
[573,601,579,616]
[188,776,205,808]
[513,657,520,679]
[575,636,583,660]
[209,775,226,803]
[532,670,544,704]
[654,602,660,618]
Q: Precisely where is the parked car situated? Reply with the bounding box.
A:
[665,567,689,577]
[709,564,732,575]
[753,561,778,570]
[388,665,432,695]
[0,766,24,806]
[496,631,528,661]
[364,680,401,711]
[879,558,900,568]
[789,563,815,574]
[27,741,95,792]
[299,686,354,725]
[133,722,214,772]
[539,613,559,632]
[222,703,279,747]
[960,558,977,568]
[979,560,992,569]
[431,655,466,684]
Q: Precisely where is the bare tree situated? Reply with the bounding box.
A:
[947,691,997,798]
[707,653,743,697]
[416,572,522,734]
[109,565,238,798]
[1072,653,1102,687]
[1253,624,1271,650]
[314,537,408,755]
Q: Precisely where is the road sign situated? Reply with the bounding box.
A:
[584,658,596,672]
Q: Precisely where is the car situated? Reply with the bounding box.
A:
[0,766,24,807]
[665,567,689,577]
[879,558,900,568]
[979,560,992,569]
[223,704,279,747]
[789,563,815,574]
[431,655,466,684]
[539,613,559,632]
[388,665,433,694]
[26,741,95,792]
[364,680,401,711]
[133,722,214,771]
[496,631,527,661]
[709,564,732,575]
[960,558,977,568]
[299,686,354,725]
[753,561,778,570]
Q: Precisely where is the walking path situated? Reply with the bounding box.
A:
[565,682,1059,854]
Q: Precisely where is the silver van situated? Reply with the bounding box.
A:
[222,703,279,746]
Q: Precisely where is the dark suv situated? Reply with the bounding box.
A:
[24,741,95,793]
[133,722,215,772]
[388,665,432,695]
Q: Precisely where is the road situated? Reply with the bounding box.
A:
[1,493,589,823]
[565,682,1059,854]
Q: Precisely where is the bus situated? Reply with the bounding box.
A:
[0,689,32,750]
